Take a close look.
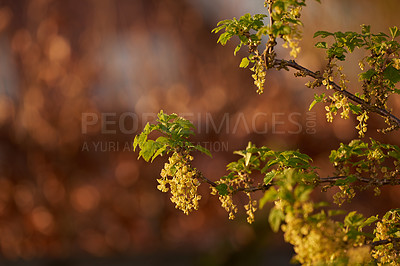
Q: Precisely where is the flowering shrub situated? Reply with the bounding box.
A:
[134,0,400,264]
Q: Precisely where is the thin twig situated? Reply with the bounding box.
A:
[273,59,400,128]
[319,175,400,186]
[199,173,400,194]
[195,170,217,187]
[371,238,400,248]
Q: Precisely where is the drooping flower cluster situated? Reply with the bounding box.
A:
[210,188,238,220]
[251,55,267,94]
[211,173,256,223]
[372,212,400,265]
[157,152,201,215]
[282,202,372,265]
[244,193,257,224]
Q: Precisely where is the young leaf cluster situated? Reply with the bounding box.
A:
[133,110,211,162]
[313,25,400,134]
[211,142,315,223]
[328,139,400,205]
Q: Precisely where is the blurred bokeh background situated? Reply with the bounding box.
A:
[0,0,399,265]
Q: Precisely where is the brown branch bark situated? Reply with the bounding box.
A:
[273,59,400,128]
[318,175,400,186]
[199,174,400,194]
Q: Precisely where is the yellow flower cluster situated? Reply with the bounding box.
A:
[372,216,400,265]
[157,152,201,215]
[279,200,373,265]
[333,186,356,206]
[244,193,257,224]
[282,38,301,58]
[282,211,347,264]
[280,6,302,58]
[212,190,238,220]
[347,246,373,264]
[324,92,351,122]
[356,111,369,137]
[321,63,353,123]
[211,175,257,223]
[251,56,266,94]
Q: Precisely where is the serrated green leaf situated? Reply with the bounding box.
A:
[358,69,377,81]
[313,30,334,38]
[264,171,276,185]
[139,140,157,162]
[239,57,250,68]
[384,65,400,84]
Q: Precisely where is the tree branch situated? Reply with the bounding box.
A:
[371,238,400,248]
[318,175,400,186]
[198,173,400,195]
[195,169,217,187]
[273,58,400,128]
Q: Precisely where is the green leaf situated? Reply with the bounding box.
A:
[349,103,362,114]
[358,69,376,81]
[217,32,232,45]
[313,30,334,38]
[194,145,212,157]
[315,41,328,49]
[390,26,400,39]
[344,211,365,227]
[309,100,318,111]
[269,207,284,232]
[139,140,157,162]
[259,187,278,209]
[359,215,378,229]
[234,43,242,56]
[151,145,167,162]
[294,185,312,202]
[334,175,357,186]
[279,189,295,204]
[239,57,250,68]
[155,136,169,144]
[328,209,347,217]
[361,25,371,34]
[264,171,276,185]
[264,158,279,170]
[215,183,228,196]
[133,135,139,151]
[384,66,400,84]
[308,211,327,223]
